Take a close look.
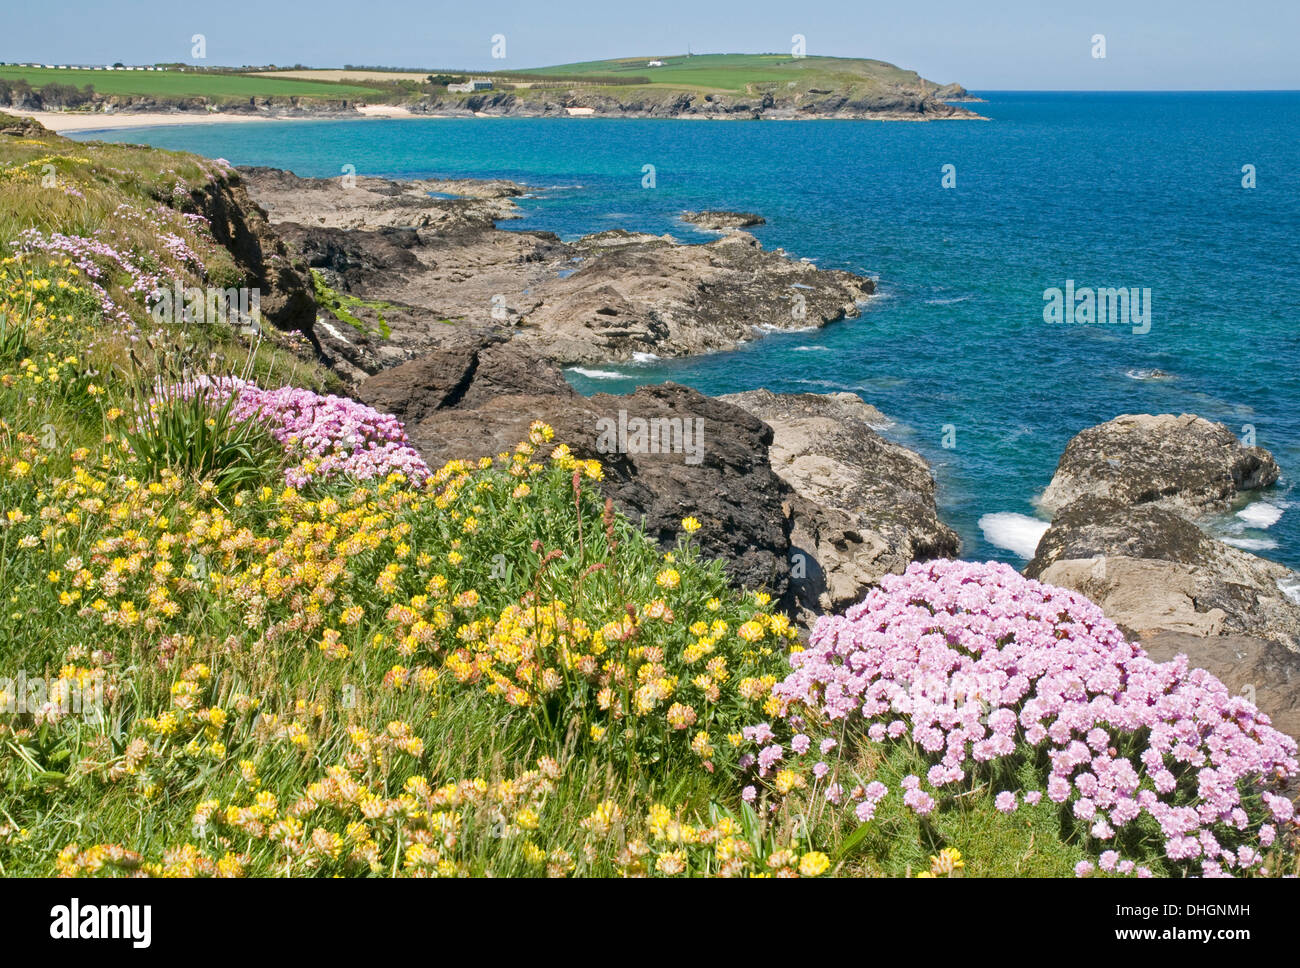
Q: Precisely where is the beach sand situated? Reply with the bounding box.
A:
[17,104,415,133]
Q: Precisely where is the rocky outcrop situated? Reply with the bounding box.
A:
[181,172,317,338]
[1026,497,1300,649]
[360,347,794,595]
[240,166,874,373]
[1028,415,1300,739]
[682,211,766,230]
[238,167,526,232]
[719,390,959,616]
[1028,413,1298,655]
[514,230,872,364]
[1039,413,1279,517]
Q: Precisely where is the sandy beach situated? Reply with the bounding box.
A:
[18,104,416,133]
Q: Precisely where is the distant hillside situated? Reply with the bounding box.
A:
[0,53,983,120]
[411,53,983,120]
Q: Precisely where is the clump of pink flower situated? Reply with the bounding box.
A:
[769,559,1298,876]
[157,376,430,487]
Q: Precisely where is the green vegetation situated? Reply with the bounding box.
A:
[311,269,394,338]
[3,115,1281,881]
[0,66,383,101]
[508,53,939,94]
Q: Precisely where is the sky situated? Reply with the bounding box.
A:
[3,0,1297,91]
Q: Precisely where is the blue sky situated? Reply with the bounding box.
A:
[3,0,1297,90]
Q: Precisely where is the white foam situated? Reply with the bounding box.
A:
[315,318,354,345]
[753,323,819,334]
[1222,536,1279,552]
[924,294,974,306]
[1236,502,1285,529]
[979,512,1051,560]
[1278,577,1300,606]
[568,367,624,380]
[1125,368,1175,381]
[792,346,832,352]
[631,352,661,363]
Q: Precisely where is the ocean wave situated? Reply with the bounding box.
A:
[794,378,850,391]
[567,367,625,380]
[1236,501,1286,529]
[1125,368,1176,381]
[978,512,1050,560]
[1278,577,1300,606]
[631,352,661,364]
[924,294,974,306]
[792,346,832,352]
[1222,536,1279,552]
[754,323,820,334]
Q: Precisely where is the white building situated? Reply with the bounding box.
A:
[447,78,494,93]
[648,60,665,67]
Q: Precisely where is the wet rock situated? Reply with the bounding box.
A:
[719,389,959,616]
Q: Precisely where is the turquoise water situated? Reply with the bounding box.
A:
[77,92,1300,567]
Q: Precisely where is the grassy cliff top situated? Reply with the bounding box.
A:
[0,65,385,101]
[507,52,956,93]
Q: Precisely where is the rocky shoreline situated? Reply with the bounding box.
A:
[4,84,987,124]
[217,161,1300,738]
[239,166,872,380]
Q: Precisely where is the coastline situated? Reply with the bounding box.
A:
[18,100,986,133]
[18,104,419,133]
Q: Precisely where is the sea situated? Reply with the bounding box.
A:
[72,92,1300,568]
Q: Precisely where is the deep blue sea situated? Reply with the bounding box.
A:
[75,92,1300,569]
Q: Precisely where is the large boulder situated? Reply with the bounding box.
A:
[1028,428,1300,652]
[1040,413,1278,516]
[719,389,959,616]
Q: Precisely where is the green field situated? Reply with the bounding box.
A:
[0,66,383,99]
[508,53,931,93]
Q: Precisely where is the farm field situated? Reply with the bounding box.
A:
[0,66,384,99]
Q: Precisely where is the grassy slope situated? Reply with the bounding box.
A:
[1,115,1226,880]
[512,53,920,87]
[0,115,828,877]
[0,66,383,100]
[508,53,942,94]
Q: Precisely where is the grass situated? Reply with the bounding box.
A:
[177,53,955,105]
[0,66,384,102]
[508,53,937,94]
[311,269,394,338]
[0,113,1287,880]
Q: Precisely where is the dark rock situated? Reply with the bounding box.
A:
[1026,498,1215,576]
[183,174,317,338]
[357,339,573,425]
[1040,413,1279,516]
[719,389,959,617]
[390,347,794,595]
[682,210,767,230]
